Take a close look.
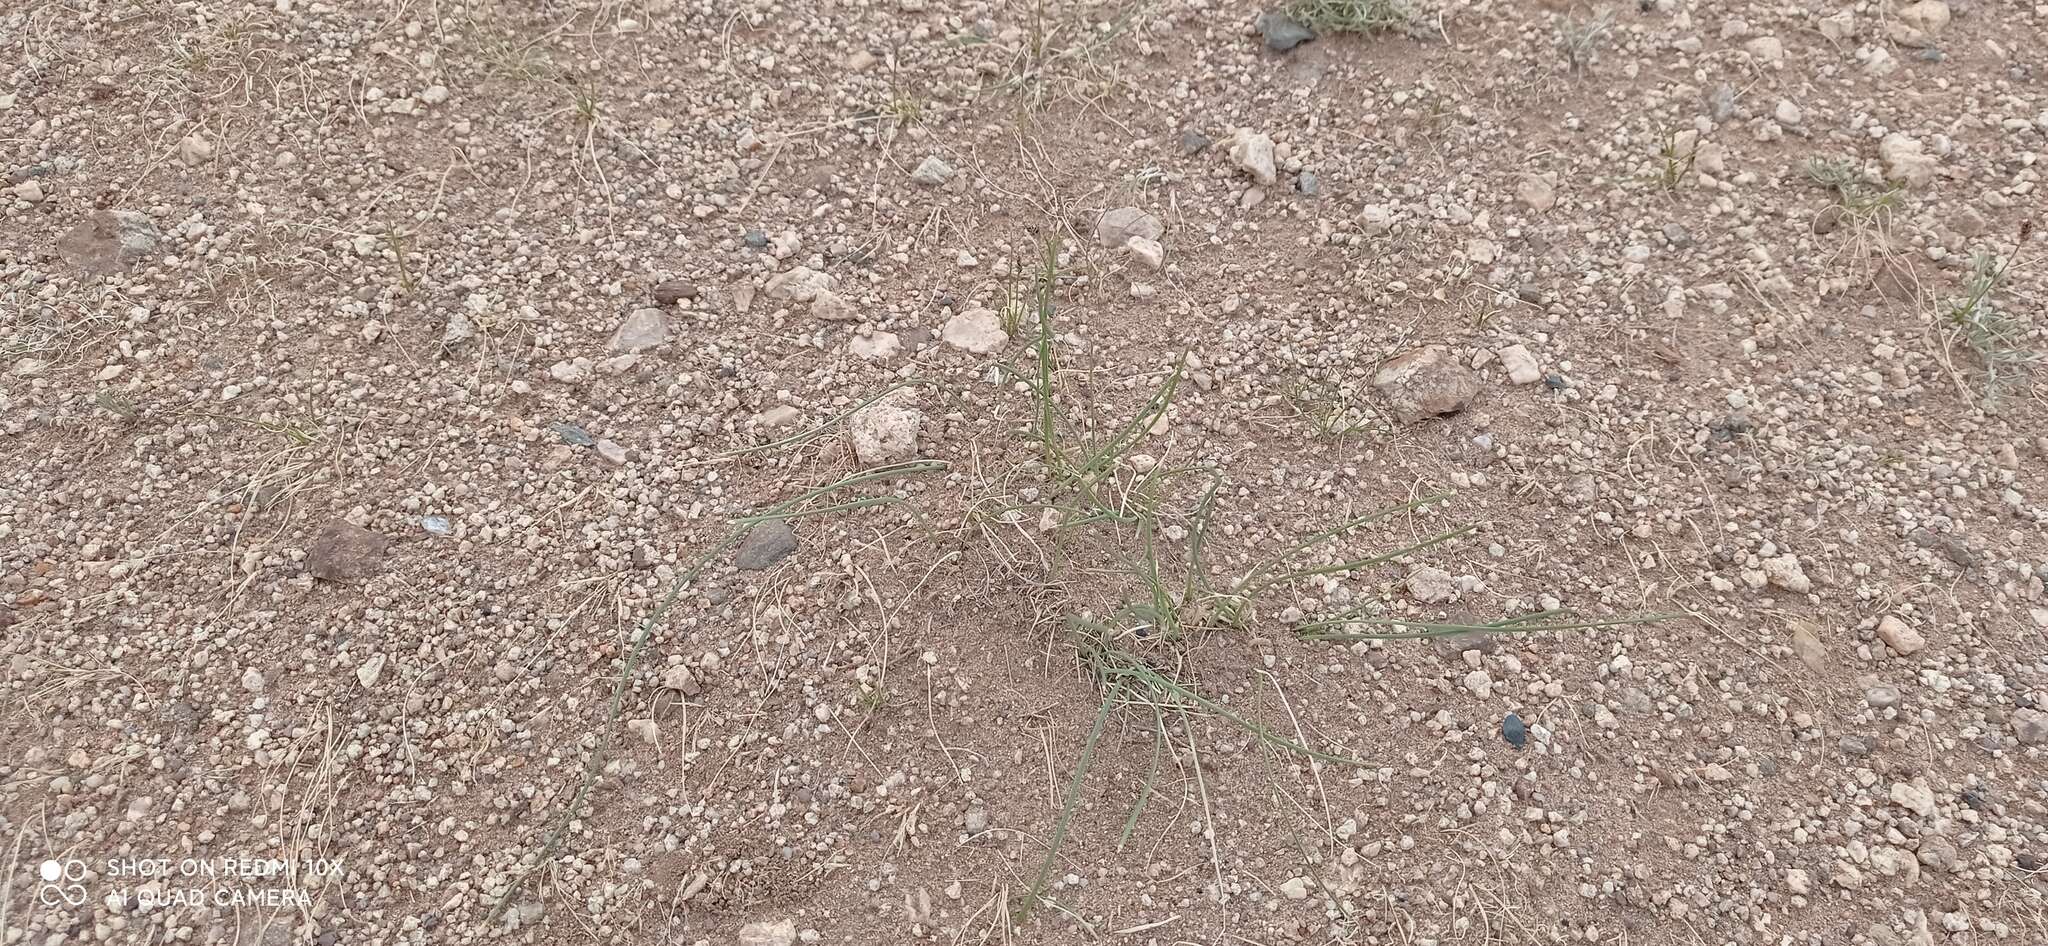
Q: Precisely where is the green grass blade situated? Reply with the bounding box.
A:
[1256,523,1476,589]
[1235,492,1453,594]
[1072,354,1186,483]
[1022,695,1113,920]
[1298,611,1682,640]
[1181,473,1222,614]
[1117,707,1167,852]
[716,380,927,459]
[1101,662,1367,769]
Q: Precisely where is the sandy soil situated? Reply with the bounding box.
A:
[4,1,2047,945]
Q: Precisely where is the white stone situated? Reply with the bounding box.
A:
[608,308,670,353]
[738,919,797,946]
[849,395,923,466]
[1228,129,1277,185]
[1498,345,1542,385]
[1887,1,1949,46]
[1278,877,1311,900]
[549,359,590,384]
[357,653,386,688]
[1462,669,1493,699]
[177,134,213,166]
[1761,554,1811,593]
[1360,204,1394,235]
[1880,134,1938,187]
[1406,566,1457,604]
[1889,781,1936,818]
[910,155,954,186]
[1818,11,1855,42]
[1515,174,1555,211]
[848,331,901,360]
[1096,207,1163,247]
[1125,235,1164,269]
[941,309,1008,354]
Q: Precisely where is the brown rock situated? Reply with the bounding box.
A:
[1788,619,1828,672]
[1876,615,1926,655]
[307,521,391,581]
[652,280,698,305]
[1373,346,1481,424]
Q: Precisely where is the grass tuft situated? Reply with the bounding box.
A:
[1557,9,1615,74]
[1288,0,1414,34]
[1805,155,1902,216]
[1945,245,2037,409]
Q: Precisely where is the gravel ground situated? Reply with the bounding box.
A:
[5,1,2047,944]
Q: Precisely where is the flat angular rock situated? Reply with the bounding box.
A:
[1876,614,1925,655]
[1498,344,1542,384]
[1887,0,1949,46]
[308,521,390,581]
[2015,708,2048,746]
[765,266,835,302]
[1229,129,1277,186]
[810,290,859,322]
[1125,236,1165,270]
[734,522,798,570]
[739,919,797,946]
[57,211,161,275]
[609,308,670,353]
[1788,619,1828,672]
[941,308,1008,353]
[1257,13,1316,52]
[1880,133,1938,187]
[911,155,955,186]
[1373,346,1480,423]
[1095,207,1163,247]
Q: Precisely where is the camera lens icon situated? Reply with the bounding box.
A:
[37,859,89,906]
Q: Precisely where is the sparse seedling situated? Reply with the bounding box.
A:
[1656,129,1698,191]
[1010,489,1675,920]
[1127,165,1166,195]
[382,227,416,293]
[1557,9,1616,74]
[1805,155,1902,217]
[489,459,949,925]
[95,390,141,422]
[572,89,601,126]
[1944,245,2037,409]
[1283,376,1377,439]
[999,236,1197,526]
[883,94,925,127]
